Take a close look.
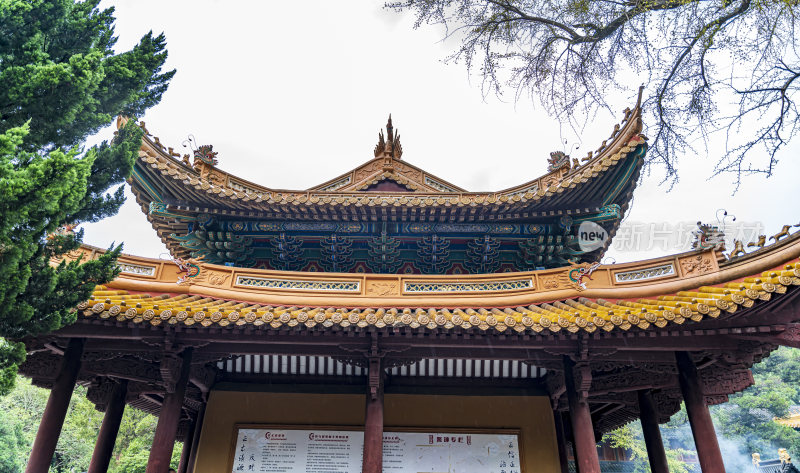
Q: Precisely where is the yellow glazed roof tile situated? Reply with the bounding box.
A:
[77,261,800,334]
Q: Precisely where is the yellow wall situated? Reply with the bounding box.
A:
[192,389,560,473]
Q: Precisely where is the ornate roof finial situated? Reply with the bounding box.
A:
[373,114,403,160]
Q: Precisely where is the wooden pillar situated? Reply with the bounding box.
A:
[564,411,580,473]
[177,413,197,473]
[26,338,84,473]
[563,356,600,473]
[676,351,725,473]
[362,354,384,473]
[146,348,193,473]
[185,401,206,473]
[637,389,669,473]
[88,379,128,473]
[553,409,571,473]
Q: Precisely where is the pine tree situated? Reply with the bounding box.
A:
[0,0,175,394]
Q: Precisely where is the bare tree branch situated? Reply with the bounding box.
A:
[389,0,800,186]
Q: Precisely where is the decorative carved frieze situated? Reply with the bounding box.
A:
[590,361,677,375]
[704,394,730,405]
[382,357,422,370]
[404,278,532,293]
[614,263,675,283]
[777,324,800,346]
[700,368,754,397]
[365,280,399,296]
[330,355,369,369]
[118,262,157,277]
[679,254,715,276]
[591,370,678,394]
[236,275,360,292]
[18,352,62,381]
[82,357,163,385]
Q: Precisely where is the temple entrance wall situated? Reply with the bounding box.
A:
[192,389,559,473]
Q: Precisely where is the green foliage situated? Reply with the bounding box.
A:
[51,384,105,472]
[603,348,800,471]
[604,422,693,473]
[0,376,182,471]
[0,0,174,151]
[0,0,173,394]
[711,347,800,455]
[0,409,26,473]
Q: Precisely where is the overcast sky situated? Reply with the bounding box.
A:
[83,0,800,264]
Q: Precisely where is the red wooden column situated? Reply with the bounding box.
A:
[26,338,85,473]
[676,351,725,472]
[146,348,193,473]
[362,353,384,473]
[563,356,600,473]
[177,413,198,473]
[637,389,669,473]
[185,401,207,473]
[552,409,571,473]
[88,379,129,473]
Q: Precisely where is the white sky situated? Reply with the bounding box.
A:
[83,0,800,264]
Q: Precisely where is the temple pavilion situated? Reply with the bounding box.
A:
[18,92,800,473]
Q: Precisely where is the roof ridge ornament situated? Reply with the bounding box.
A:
[547,151,571,173]
[374,114,403,160]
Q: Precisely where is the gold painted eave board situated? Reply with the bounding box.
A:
[71,227,800,335]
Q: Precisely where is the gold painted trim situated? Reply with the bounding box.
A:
[68,228,800,308]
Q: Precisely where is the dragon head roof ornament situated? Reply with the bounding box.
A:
[547,151,571,173]
[189,143,222,184]
[193,145,218,166]
[691,221,726,252]
[374,115,403,160]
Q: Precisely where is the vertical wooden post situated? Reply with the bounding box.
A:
[185,401,206,473]
[26,338,84,473]
[676,351,725,473]
[564,411,580,473]
[563,356,600,473]
[362,352,384,473]
[553,409,571,473]
[637,389,669,473]
[177,413,197,473]
[88,379,128,473]
[146,348,193,473]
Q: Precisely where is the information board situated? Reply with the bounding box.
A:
[230,427,522,473]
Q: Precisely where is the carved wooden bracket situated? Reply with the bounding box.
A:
[86,376,117,412]
[366,336,384,401]
[189,364,218,394]
[160,353,182,394]
[546,371,566,409]
[367,356,382,401]
[573,361,592,399]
